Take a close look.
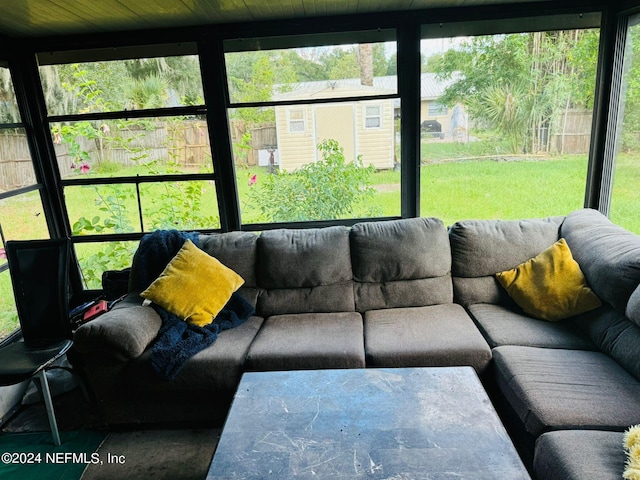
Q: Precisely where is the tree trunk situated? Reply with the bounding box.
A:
[359,44,374,86]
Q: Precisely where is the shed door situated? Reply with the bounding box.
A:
[314,104,355,162]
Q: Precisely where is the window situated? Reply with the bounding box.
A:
[364,105,382,129]
[420,18,600,224]
[38,47,219,288]
[224,31,401,224]
[0,65,50,341]
[288,108,306,132]
[610,14,640,234]
[428,102,447,116]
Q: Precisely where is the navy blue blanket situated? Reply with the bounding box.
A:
[130,230,255,380]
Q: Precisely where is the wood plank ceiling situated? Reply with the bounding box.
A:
[0,0,550,39]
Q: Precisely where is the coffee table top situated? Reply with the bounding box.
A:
[207,366,531,479]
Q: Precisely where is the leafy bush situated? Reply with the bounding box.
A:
[248,139,376,222]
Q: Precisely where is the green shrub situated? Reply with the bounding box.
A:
[248,139,376,222]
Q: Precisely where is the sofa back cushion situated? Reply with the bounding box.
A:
[449,216,564,306]
[199,231,259,305]
[256,226,354,316]
[561,208,640,314]
[350,217,452,311]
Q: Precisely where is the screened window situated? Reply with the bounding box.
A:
[0,65,49,340]
[420,20,600,224]
[610,14,640,234]
[224,31,401,224]
[364,105,382,128]
[38,47,219,288]
[288,109,306,133]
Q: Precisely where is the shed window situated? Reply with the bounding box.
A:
[365,105,382,128]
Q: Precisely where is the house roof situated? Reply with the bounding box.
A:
[274,73,451,102]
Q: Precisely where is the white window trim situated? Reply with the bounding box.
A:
[288,108,306,133]
[364,104,383,129]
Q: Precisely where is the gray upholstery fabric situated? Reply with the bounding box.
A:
[256,227,355,316]
[199,231,258,287]
[493,345,640,437]
[468,303,595,350]
[245,312,365,371]
[561,208,640,314]
[351,217,453,311]
[126,316,264,392]
[256,283,354,317]
[257,226,352,288]
[574,305,640,381]
[449,216,564,278]
[449,216,563,305]
[534,430,625,480]
[363,304,491,373]
[628,284,640,327]
[350,217,450,282]
[74,302,162,361]
[354,276,453,312]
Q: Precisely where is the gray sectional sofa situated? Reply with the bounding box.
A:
[73,208,640,478]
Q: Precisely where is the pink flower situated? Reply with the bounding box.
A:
[79,162,91,174]
[54,132,62,144]
[70,162,77,170]
[248,174,257,186]
[0,248,6,260]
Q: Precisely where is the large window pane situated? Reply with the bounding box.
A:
[231,101,400,224]
[53,116,213,180]
[74,240,139,290]
[40,55,204,116]
[420,29,599,224]
[0,129,38,190]
[0,66,20,124]
[65,184,139,235]
[611,15,640,234]
[225,42,397,105]
[0,192,49,240]
[139,180,220,231]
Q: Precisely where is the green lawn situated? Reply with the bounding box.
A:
[1,151,640,338]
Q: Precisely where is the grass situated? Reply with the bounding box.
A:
[1,149,640,338]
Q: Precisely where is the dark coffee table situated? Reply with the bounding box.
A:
[207,367,530,479]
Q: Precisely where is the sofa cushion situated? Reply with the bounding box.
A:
[244,312,365,371]
[493,345,640,437]
[126,316,264,392]
[449,216,563,305]
[351,217,453,311]
[140,239,244,327]
[534,430,625,480]
[495,238,601,321]
[257,226,351,288]
[256,227,354,316]
[574,305,640,381]
[627,284,640,327]
[363,304,491,373]
[561,208,640,314]
[468,303,595,350]
[199,232,258,287]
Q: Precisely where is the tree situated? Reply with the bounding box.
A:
[432,30,598,153]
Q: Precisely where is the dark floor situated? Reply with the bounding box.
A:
[1,387,220,480]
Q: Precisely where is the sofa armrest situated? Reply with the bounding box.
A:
[73,298,162,361]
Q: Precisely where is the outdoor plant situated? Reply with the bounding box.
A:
[248,139,377,222]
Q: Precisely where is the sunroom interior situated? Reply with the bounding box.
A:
[1,0,640,477]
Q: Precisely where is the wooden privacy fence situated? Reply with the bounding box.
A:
[550,109,592,154]
[0,120,213,191]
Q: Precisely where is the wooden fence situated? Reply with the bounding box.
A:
[0,120,212,191]
[550,109,592,154]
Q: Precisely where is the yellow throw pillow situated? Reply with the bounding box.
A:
[141,239,244,327]
[495,238,601,321]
